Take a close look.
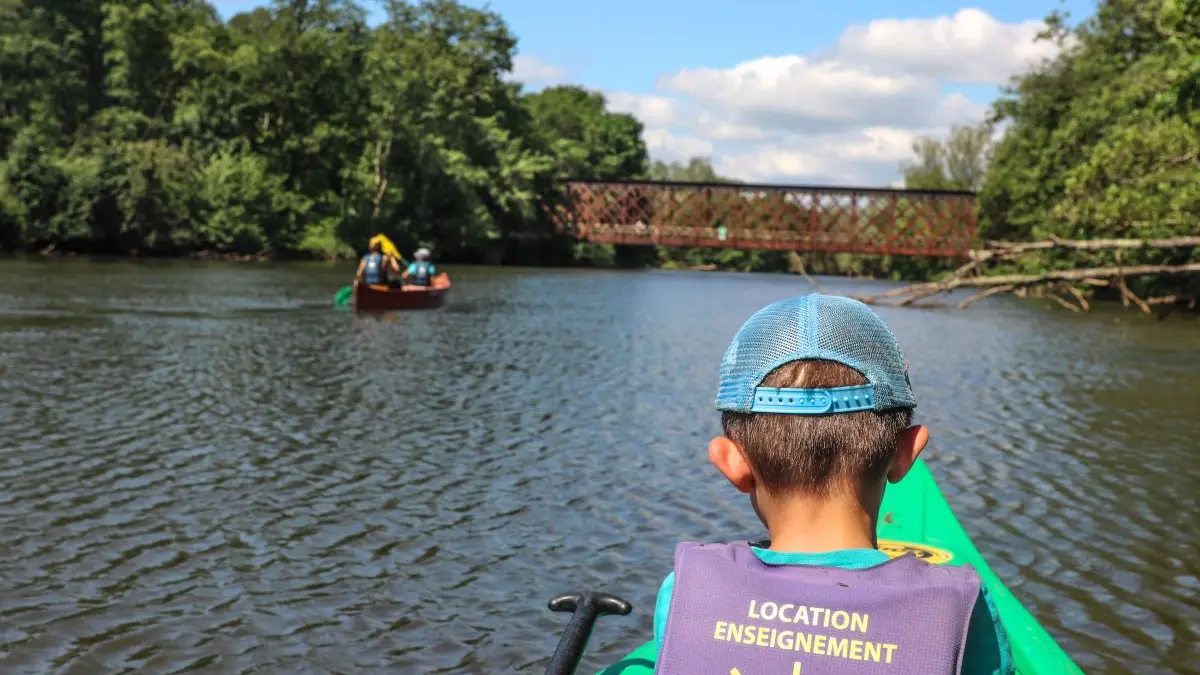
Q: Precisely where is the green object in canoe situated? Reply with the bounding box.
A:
[333,285,352,307]
[594,459,1083,675]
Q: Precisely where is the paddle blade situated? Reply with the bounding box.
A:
[369,234,404,263]
[333,286,352,306]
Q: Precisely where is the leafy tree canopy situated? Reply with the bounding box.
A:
[901,0,1198,295]
[0,0,649,258]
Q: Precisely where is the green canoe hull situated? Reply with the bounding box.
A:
[595,459,1082,674]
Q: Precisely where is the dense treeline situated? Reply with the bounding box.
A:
[904,0,1199,297]
[2,0,1196,296]
[0,0,649,261]
[983,0,1199,299]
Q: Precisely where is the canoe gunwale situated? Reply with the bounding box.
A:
[352,273,450,311]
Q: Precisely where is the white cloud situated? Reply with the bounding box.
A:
[694,112,773,142]
[604,92,684,129]
[537,9,1068,184]
[930,92,992,128]
[642,128,714,163]
[835,8,1065,85]
[659,56,939,135]
[509,54,565,85]
[713,127,923,185]
[836,127,921,163]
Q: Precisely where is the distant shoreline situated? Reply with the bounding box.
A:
[0,250,845,275]
[4,248,321,263]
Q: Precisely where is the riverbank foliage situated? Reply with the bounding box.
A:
[0,0,648,260]
[2,0,1196,293]
[664,0,1200,289]
[915,0,1200,296]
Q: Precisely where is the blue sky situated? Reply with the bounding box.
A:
[210,0,1096,185]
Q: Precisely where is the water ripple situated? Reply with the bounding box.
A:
[0,262,1196,674]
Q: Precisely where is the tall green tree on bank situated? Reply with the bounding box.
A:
[902,122,994,192]
[978,0,1200,296]
[647,157,732,183]
[525,86,647,181]
[520,85,649,266]
[347,0,551,256]
[0,0,648,260]
[887,122,996,281]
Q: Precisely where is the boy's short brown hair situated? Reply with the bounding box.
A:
[721,359,913,496]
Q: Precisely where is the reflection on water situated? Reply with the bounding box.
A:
[0,259,1196,674]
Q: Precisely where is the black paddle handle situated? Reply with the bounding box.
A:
[543,591,632,675]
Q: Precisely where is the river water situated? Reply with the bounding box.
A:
[0,259,1196,675]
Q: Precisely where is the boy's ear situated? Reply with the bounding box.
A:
[887,424,929,484]
[709,436,756,493]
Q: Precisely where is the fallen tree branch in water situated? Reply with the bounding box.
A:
[1116,276,1152,314]
[794,260,830,295]
[1147,294,1179,305]
[970,235,1200,260]
[1060,282,1090,312]
[1049,290,1082,312]
[855,262,1200,310]
[799,236,1199,313]
[957,284,1015,309]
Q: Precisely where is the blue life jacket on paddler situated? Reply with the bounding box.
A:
[363,252,385,285]
[407,260,433,286]
[655,541,981,675]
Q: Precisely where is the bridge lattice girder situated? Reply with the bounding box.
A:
[548,180,978,258]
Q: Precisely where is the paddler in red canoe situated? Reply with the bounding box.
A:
[355,239,401,287]
[400,247,437,287]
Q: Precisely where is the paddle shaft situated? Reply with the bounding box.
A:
[544,592,632,675]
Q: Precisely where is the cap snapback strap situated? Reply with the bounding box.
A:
[749,384,875,414]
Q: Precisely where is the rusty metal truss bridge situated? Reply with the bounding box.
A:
[548,180,979,258]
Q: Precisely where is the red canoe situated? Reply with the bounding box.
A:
[353,273,451,311]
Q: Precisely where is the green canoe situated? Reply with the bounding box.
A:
[594,459,1083,674]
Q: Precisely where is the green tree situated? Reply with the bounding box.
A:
[0,0,648,261]
[977,0,1200,296]
[647,157,734,183]
[901,122,994,191]
[525,86,647,180]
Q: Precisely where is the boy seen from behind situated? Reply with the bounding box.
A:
[653,294,1012,675]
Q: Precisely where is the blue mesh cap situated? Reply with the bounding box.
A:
[715,294,915,414]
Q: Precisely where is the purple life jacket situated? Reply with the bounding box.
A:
[656,541,981,675]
